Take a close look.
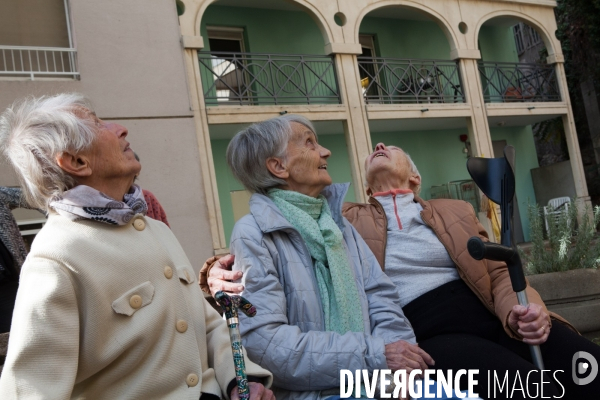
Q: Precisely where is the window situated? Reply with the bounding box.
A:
[206,27,246,102]
[207,27,245,54]
[358,34,380,101]
[513,24,525,55]
[528,26,542,47]
[513,23,543,56]
[0,0,77,79]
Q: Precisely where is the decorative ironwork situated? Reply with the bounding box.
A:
[0,46,79,79]
[198,51,341,105]
[357,57,465,104]
[478,61,561,103]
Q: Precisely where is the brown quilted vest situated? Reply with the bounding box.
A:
[342,196,575,338]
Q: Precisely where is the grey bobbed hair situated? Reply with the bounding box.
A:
[0,93,97,211]
[226,114,316,194]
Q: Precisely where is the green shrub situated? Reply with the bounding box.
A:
[522,201,600,274]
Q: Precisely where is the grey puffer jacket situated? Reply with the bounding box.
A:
[230,184,415,400]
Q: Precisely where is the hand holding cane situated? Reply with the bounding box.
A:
[215,291,257,399]
[466,146,545,369]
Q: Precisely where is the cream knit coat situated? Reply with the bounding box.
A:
[0,213,272,399]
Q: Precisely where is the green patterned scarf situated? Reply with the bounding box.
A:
[268,188,364,334]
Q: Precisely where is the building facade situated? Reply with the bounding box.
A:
[0,0,590,267]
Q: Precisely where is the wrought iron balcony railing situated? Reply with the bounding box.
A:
[0,46,79,79]
[198,51,341,106]
[357,57,465,104]
[478,61,560,103]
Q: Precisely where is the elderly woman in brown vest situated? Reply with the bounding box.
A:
[203,140,600,400]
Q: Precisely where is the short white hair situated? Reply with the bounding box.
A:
[403,149,421,195]
[365,146,422,195]
[226,114,316,194]
[0,93,97,211]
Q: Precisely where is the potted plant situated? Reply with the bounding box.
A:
[520,201,600,340]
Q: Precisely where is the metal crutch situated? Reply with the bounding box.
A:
[215,290,257,399]
[465,145,545,369]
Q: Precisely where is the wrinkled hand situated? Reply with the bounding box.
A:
[230,382,275,400]
[207,254,244,297]
[384,340,434,376]
[508,303,550,345]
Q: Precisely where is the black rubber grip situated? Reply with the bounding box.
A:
[467,236,527,292]
[467,237,516,261]
[467,237,486,260]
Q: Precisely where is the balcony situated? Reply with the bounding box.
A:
[0,46,79,79]
[198,51,341,106]
[478,61,561,103]
[358,57,465,105]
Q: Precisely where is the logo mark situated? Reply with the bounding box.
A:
[572,351,598,386]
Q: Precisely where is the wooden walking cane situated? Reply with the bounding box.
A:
[215,291,257,399]
[466,146,545,369]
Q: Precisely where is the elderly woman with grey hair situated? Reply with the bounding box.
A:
[0,93,273,399]
[219,115,433,400]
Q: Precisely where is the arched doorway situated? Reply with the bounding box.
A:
[357,5,462,105]
[198,0,339,106]
[477,16,560,104]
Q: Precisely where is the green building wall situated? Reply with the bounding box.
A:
[201,8,456,58]
[478,25,519,63]
[359,17,452,59]
[201,6,325,55]
[201,7,518,62]
[477,24,520,102]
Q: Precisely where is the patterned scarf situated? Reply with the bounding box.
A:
[268,189,365,335]
[50,184,147,225]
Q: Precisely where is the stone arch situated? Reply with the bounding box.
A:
[354,0,459,55]
[475,10,558,59]
[183,0,334,48]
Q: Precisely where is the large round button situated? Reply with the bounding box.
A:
[176,319,188,333]
[186,373,199,387]
[130,295,142,309]
[164,266,173,279]
[133,218,145,231]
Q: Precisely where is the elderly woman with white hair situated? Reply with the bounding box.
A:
[0,93,273,399]
[216,115,453,400]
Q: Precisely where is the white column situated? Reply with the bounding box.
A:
[332,51,372,203]
[454,52,494,159]
[552,59,592,217]
[182,39,229,253]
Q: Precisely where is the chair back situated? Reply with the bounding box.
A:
[543,197,571,233]
[548,197,570,211]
